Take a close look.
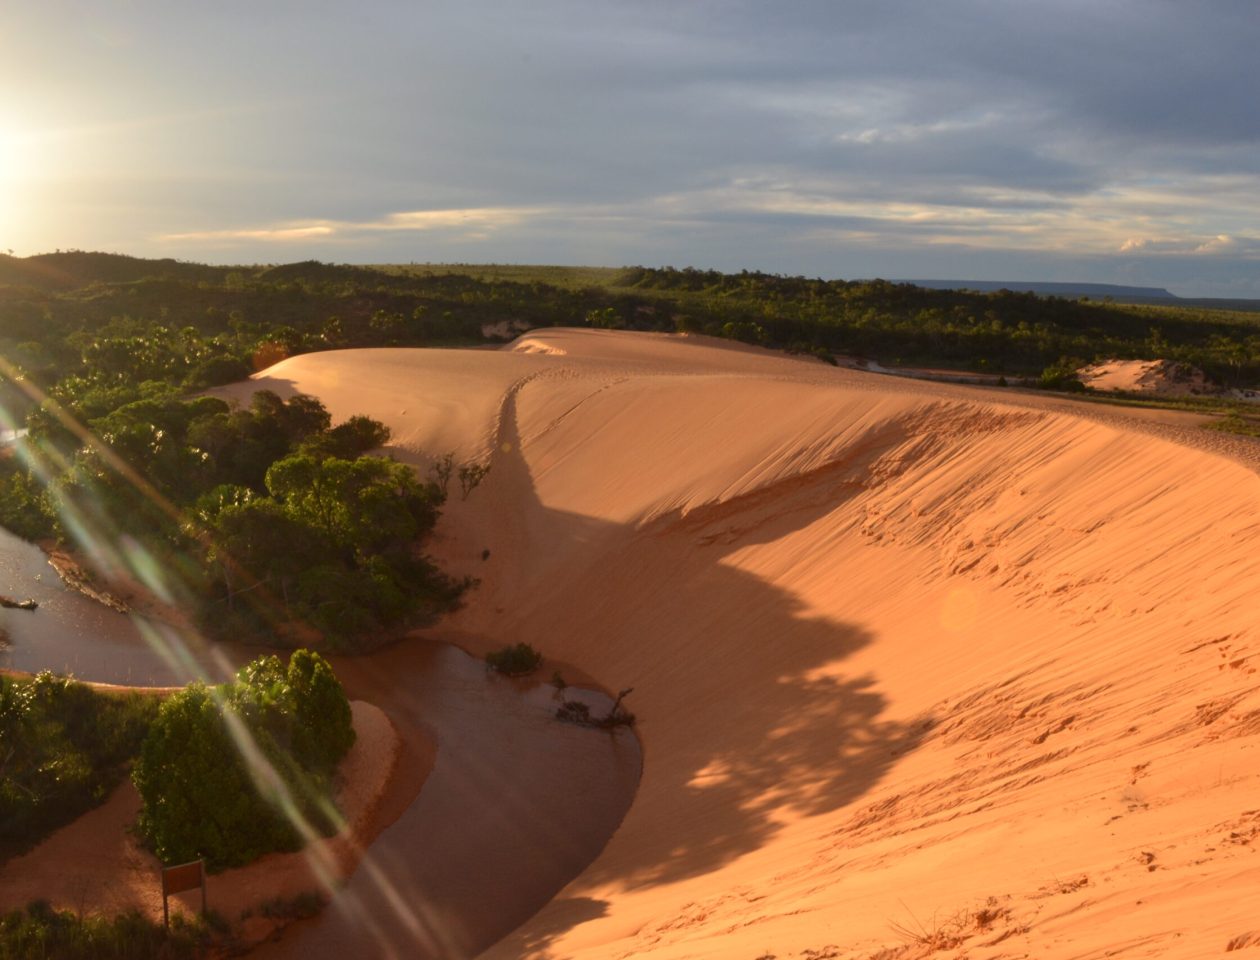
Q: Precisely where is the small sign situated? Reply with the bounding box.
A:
[161,859,206,928]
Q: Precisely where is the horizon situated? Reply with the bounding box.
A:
[1,249,1216,300]
[2,2,1257,298]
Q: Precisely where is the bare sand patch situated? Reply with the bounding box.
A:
[1077,357,1218,396]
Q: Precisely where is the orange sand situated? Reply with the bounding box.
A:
[215,329,1260,958]
[0,702,410,947]
[1077,358,1217,397]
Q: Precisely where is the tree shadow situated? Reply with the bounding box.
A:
[499,897,610,958]
[471,381,932,956]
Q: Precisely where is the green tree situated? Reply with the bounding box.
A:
[133,651,354,870]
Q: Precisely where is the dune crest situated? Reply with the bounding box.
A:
[246,329,1260,959]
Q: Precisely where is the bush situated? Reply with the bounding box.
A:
[556,687,637,728]
[0,901,210,960]
[1,674,159,859]
[133,650,355,871]
[485,643,543,677]
[1037,357,1086,391]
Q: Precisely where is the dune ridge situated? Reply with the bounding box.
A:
[239,329,1260,959]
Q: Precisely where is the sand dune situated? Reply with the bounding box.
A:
[234,329,1260,959]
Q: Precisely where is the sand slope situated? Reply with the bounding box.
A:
[236,330,1260,959]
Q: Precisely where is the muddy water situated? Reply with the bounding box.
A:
[0,527,213,684]
[0,532,641,959]
[261,641,641,959]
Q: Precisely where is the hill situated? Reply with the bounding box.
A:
[0,251,228,291]
[902,278,1178,299]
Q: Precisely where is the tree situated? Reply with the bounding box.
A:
[134,682,293,868]
[133,651,354,870]
[301,415,391,460]
[265,453,440,556]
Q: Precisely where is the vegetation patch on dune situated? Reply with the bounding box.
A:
[3,386,461,648]
[485,642,543,677]
[3,648,355,879]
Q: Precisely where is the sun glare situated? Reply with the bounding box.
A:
[0,125,24,238]
[0,125,23,184]
[0,125,32,241]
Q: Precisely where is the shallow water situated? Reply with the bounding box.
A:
[260,641,640,959]
[0,526,212,684]
[0,530,640,959]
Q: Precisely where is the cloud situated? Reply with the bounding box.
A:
[375,208,544,231]
[158,207,548,245]
[161,225,336,243]
[9,1,1260,294]
[1195,234,1237,254]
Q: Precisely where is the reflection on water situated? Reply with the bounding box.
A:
[0,526,214,685]
[0,529,641,959]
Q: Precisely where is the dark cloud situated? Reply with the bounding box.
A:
[4,0,1259,295]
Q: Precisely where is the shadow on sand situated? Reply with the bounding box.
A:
[470,382,931,957]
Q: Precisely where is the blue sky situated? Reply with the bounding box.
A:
[2,1,1258,296]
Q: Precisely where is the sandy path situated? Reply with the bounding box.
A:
[199,329,1260,958]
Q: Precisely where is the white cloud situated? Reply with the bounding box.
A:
[161,225,336,242]
[159,207,548,245]
[1194,234,1237,254]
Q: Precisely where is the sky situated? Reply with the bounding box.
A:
[1,1,1257,297]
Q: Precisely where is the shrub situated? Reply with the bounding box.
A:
[1,674,159,859]
[0,901,211,960]
[256,891,324,920]
[556,687,636,728]
[485,643,543,677]
[133,650,355,871]
[1037,357,1086,391]
[458,462,490,499]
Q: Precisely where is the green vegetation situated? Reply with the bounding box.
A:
[6,385,459,648]
[1203,412,1260,438]
[0,901,211,960]
[0,650,355,953]
[0,673,160,862]
[609,267,1260,387]
[197,426,459,645]
[484,642,543,677]
[133,650,355,871]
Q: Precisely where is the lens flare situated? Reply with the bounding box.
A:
[0,348,457,947]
